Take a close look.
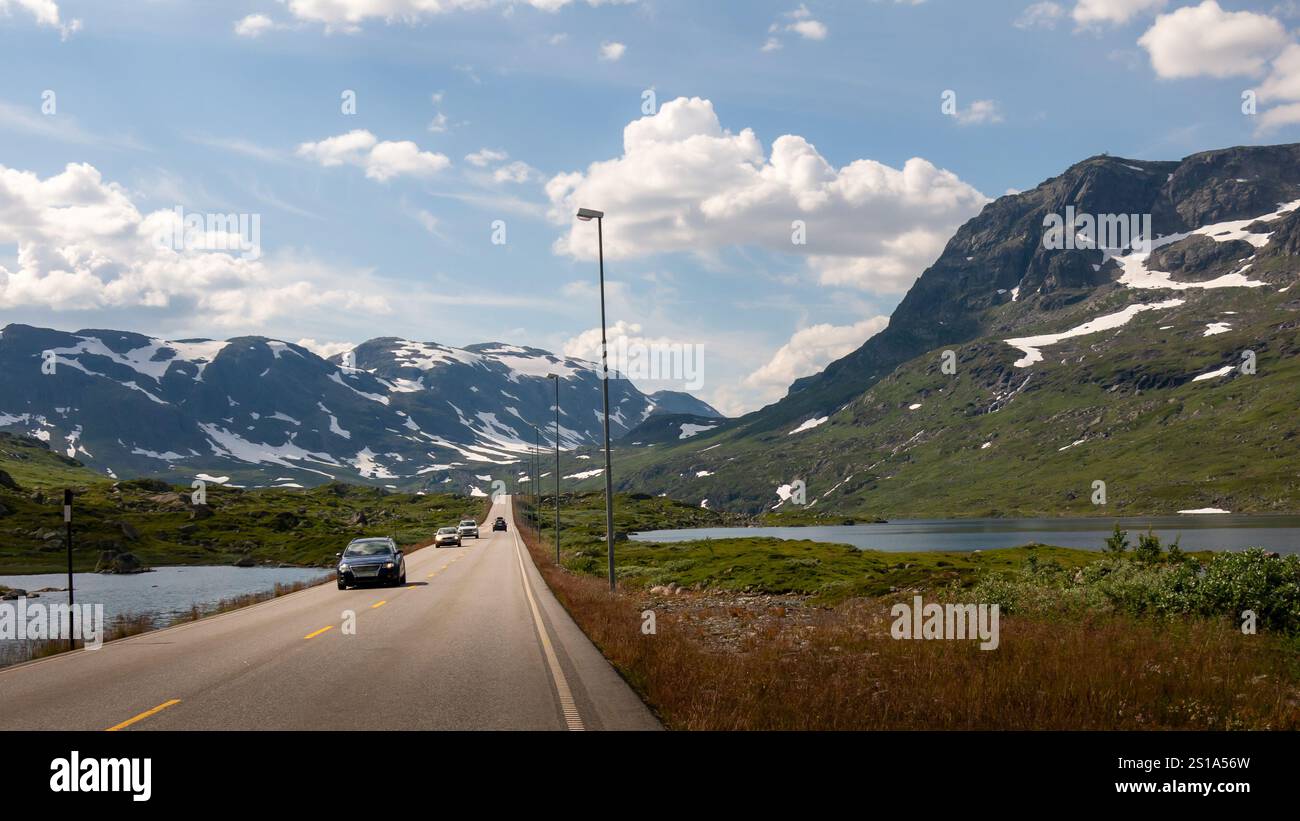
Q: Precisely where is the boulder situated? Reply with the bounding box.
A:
[95,549,146,574]
[189,504,214,520]
[120,522,141,542]
[0,469,18,490]
[233,556,256,568]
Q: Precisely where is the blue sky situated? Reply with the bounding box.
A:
[2,0,1298,414]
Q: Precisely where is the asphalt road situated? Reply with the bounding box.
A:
[0,496,660,731]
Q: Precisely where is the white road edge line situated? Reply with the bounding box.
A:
[510,520,585,731]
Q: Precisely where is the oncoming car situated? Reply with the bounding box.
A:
[336,537,405,589]
[457,519,480,539]
[434,527,462,547]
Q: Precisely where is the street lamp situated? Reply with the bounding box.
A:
[547,373,560,565]
[576,206,616,592]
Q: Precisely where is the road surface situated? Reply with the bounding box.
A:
[0,496,659,731]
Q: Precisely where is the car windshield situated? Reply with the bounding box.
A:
[344,540,392,557]
[460,520,475,525]
[438,528,457,534]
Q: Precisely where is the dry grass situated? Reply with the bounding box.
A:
[518,519,1300,730]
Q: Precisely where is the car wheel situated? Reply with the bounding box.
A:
[337,580,346,590]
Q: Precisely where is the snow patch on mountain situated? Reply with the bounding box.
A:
[1004,299,1185,368]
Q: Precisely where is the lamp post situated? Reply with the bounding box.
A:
[533,424,541,532]
[576,207,616,592]
[547,373,560,565]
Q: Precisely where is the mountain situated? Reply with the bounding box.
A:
[596,143,1300,516]
[619,413,726,446]
[645,390,723,418]
[0,326,715,491]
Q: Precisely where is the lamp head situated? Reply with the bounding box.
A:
[576,208,604,221]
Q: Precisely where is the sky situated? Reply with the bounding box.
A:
[2,0,1299,416]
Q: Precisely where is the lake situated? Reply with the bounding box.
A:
[0,565,333,627]
[631,514,1300,555]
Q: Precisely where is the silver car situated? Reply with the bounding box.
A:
[457,519,480,539]
[434,526,461,547]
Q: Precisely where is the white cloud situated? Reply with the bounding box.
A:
[1138,1,1289,79]
[954,99,1004,125]
[466,148,509,167]
[1256,100,1300,131]
[296,130,450,181]
[0,0,80,39]
[493,161,535,183]
[0,161,390,327]
[1073,0,1166,26]
[764,4,828,50]
[1014,2,1065,29]
[744,316,890,401]
[296,339,355,359]
[545,96,987,295]
[599,41,626,61]
[234,13,276,37]
[282,0,633,31]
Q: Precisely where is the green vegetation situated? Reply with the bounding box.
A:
[524,494,1299,635]
[975,532,1300,634]
[0,468,486,574]
[0,432,102,488]
[522,491,1102,604]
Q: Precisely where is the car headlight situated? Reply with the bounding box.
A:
[385,562,395,569]
[339,563,350,572]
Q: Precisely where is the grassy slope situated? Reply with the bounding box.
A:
[0,433,103,488]
[0,473,486,574]
[588,284,1300,517]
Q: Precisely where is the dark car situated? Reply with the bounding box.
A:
[336,537,406,589]
[492,517,507,532]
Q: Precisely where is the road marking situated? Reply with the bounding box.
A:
[426,573,436,578]
[371,600,387,609]
[304,626,333,640]
[106,699,181,732]
[511,526,585,732]
[406,585,417,590]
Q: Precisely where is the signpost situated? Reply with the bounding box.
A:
[63,489,75,651]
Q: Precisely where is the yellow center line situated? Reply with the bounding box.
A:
[106,699,181,732]
[371,600,387,609]
[426,572,436,578]
[406,585,417,590]
[304,625,333,640]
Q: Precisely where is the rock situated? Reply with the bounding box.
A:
[95,550,146,574]
[189,504,214,520]
[233,556,256,568]
[148,492,186,508]
[0,469,18,490]
[121,478,171,493]
[0,501,10,518]
[178,524,198,536]
[120,522,141,542]
[349,511,368,526]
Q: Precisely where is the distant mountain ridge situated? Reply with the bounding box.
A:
[0,325,720,490]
